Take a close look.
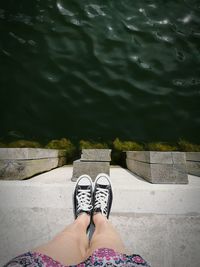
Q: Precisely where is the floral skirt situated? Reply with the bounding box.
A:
[3,248,150,267]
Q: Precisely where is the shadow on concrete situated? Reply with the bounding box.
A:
[122,167,150,183]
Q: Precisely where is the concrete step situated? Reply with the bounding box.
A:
[0,166,200,267]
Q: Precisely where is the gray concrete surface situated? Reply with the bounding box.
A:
[81,149,111,161]
[186,152,200,176]
[0,166,200,266]
[0,148,66,160]
[126,151,188,184]
[0,148,66,180]
[72,160,110,181]
[126,151,186,164]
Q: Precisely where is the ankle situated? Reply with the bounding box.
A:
[75,213,90,228]
[93,213,108,225]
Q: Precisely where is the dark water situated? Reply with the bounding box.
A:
[0,0,200,144]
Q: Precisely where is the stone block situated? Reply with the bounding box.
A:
[126,151,186,164]
[126,151,188,184]
[72,160,110,182]
[81,149,111,162]
[0,148,66,160]
[126,158,151,180]
[0,148,66,180]
[186,152,200,176]
[126,151,151,162]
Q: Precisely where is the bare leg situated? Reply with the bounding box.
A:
[86,213,128,257]
[32,213,90,266]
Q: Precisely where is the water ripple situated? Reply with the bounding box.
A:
[0,0,200,142]
[9,32,26,44]
[85,4,106,18]
[57,2,74,17]
[0,8,5,19]
[154,31,174,43]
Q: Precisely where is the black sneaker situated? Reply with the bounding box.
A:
[93,173,113,219]
[73,174,93,219]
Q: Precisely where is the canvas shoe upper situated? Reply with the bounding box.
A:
[93,173,113,219]
[73,175,93,219]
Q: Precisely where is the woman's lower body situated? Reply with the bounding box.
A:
[4,214,149,267]
[7,248,149,267]
[3,174,150,267]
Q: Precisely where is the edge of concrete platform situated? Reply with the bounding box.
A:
[0,166,200,215]
[1,166,200,267]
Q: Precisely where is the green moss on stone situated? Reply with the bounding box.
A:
[0,142,7,148]
[112,138,143,166]
[79,140,109,149]
[113,138,144,151]
[146,142,178,151]
[45,138,76,161]
[8,140,42,148]
[2,137,200,168]
[178,139,200,152]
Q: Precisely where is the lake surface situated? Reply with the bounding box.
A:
[0,0,200,144]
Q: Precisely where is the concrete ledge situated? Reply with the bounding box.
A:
[81,149,111,161]
[0,148,66,180]
[0,148,66,160]
[72,160,110,181]
[72,149,111,181]
[126,151,186,164]
[126,151,188,184]
[0,166,200,267]
[186,152,200,176]
[0,166,199,214]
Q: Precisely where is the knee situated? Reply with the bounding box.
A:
[90,233,117,246]
[53,229,81,244]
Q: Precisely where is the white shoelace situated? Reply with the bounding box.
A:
[77,189,93,212]
[94,187,109,216]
